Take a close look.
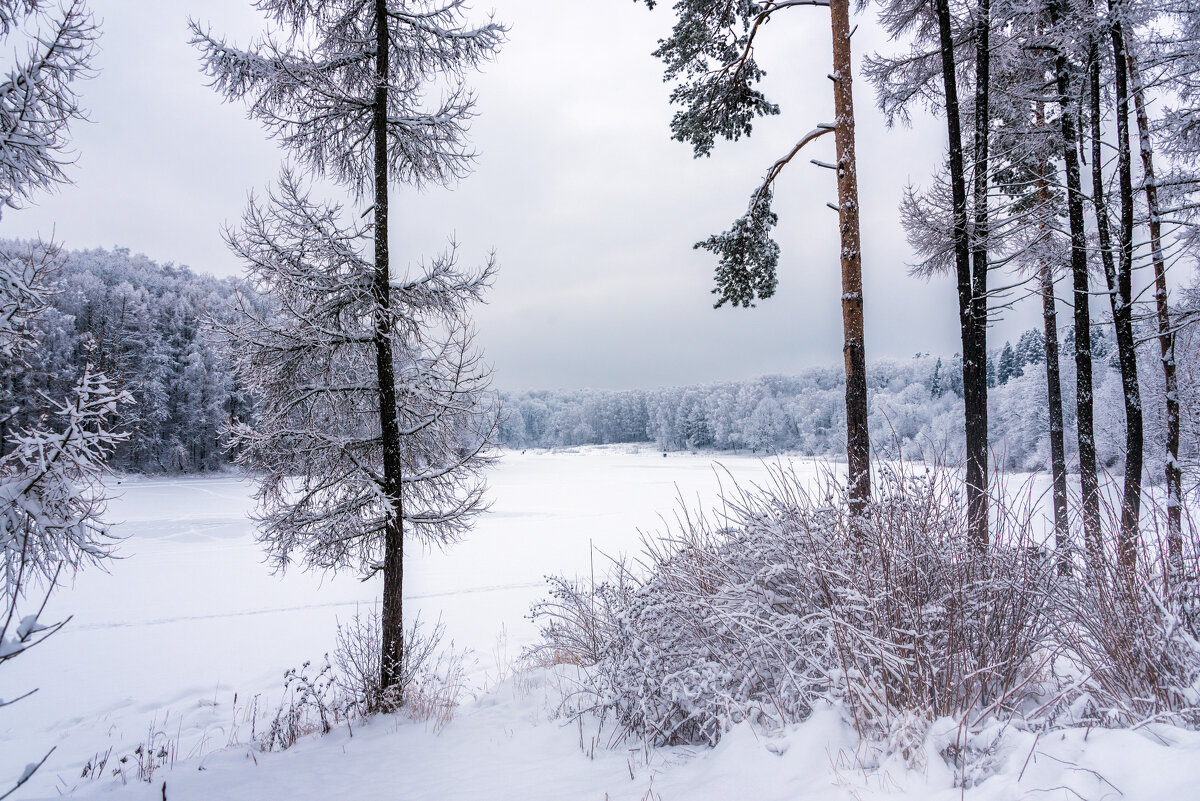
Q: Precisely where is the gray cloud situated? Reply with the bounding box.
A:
[6,0,1048,390]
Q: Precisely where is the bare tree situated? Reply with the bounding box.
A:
[637,0,872,514]
[193,1,503,697]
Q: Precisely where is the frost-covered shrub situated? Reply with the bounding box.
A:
[528,570,634,668]
[534,463,1057,750]
[332,609,468,725]
[260,658,340,752]
[257,612,470,750]
[1058,509,1200,727]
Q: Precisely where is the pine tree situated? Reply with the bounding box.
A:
[1046,0,1103,562]
[193,1,504,697]
[637,0,872,514]
[997,342,1018,385]
[1087,0,1143,569]
[1015,329,1045,367]
[1127,44,1183,580]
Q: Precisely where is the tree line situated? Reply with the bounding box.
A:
[13,240,1194,484]
[0,241,246,473]
[499,319,1200,475]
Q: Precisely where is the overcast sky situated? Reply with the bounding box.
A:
[5,0,1055,390]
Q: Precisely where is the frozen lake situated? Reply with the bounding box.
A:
[3,447,798,796]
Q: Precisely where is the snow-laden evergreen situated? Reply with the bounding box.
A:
[220,171,498,577]
[192,0,505,696]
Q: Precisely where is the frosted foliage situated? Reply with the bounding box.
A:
[190,0,504,194]
[535,464,1055,747]
[0,236,49,361]
[0,0,97,215]
[221,172,498,576]
[1,243,126,604]
[1,365,124,600]
[498,337,1170,473]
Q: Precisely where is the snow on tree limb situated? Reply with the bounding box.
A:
[189,1,504,194]
[217,171,497,577]
[0,0,97,214]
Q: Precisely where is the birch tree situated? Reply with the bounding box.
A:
[637,0,873,514]
[192,1,503,697]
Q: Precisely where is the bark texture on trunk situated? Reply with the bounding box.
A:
[934,0,989,552]
[829,0,870,515]
[1050,0,1101,563]
[372,0,406,698]
[1128,50,1183,579]
[1041,265,1072,574]
[1041,270,1071,572]
[1108,11,1143,572]
[968,0,992,552]
[1034,100,1071,574]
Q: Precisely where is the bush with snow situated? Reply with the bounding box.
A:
[1056,509,1200,727]
[257,611,471,752]
[533,463,1058,755]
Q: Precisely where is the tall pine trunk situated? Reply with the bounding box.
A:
[373,0,406,697]
[1050,0,1102,564]
[1128,49,1183,580]
[968,0,992,552]
[1105,8,1143,571]
[933,0,989,553]
[1034,98,1071,572]
[830,0,870,514]
[1041,264,1071,572]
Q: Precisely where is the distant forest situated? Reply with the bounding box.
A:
[6,242,1198,476]
[501,328,1194,475]
[0,242,245,473]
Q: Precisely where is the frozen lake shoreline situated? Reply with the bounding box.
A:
[8,447,1192,801]
[3,448,794,796]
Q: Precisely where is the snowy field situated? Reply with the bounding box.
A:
[5,448,1200,800]
[3,448,784,797]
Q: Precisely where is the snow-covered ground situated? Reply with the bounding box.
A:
[5,448,1199,800]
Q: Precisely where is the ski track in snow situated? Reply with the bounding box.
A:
[62,583,549,633]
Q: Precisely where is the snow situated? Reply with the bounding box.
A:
[4,448,1200,800]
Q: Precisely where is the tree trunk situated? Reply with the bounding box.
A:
[968,0,992,552]
[934,0,988,552]
[829,0,870,515]
[1040,266,1072,573]
[1049,0,1102,564]
[1033,98,1071,573]
[1107,8,1143,572]
[1128,48,1183,581]
[372,0,406,699]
